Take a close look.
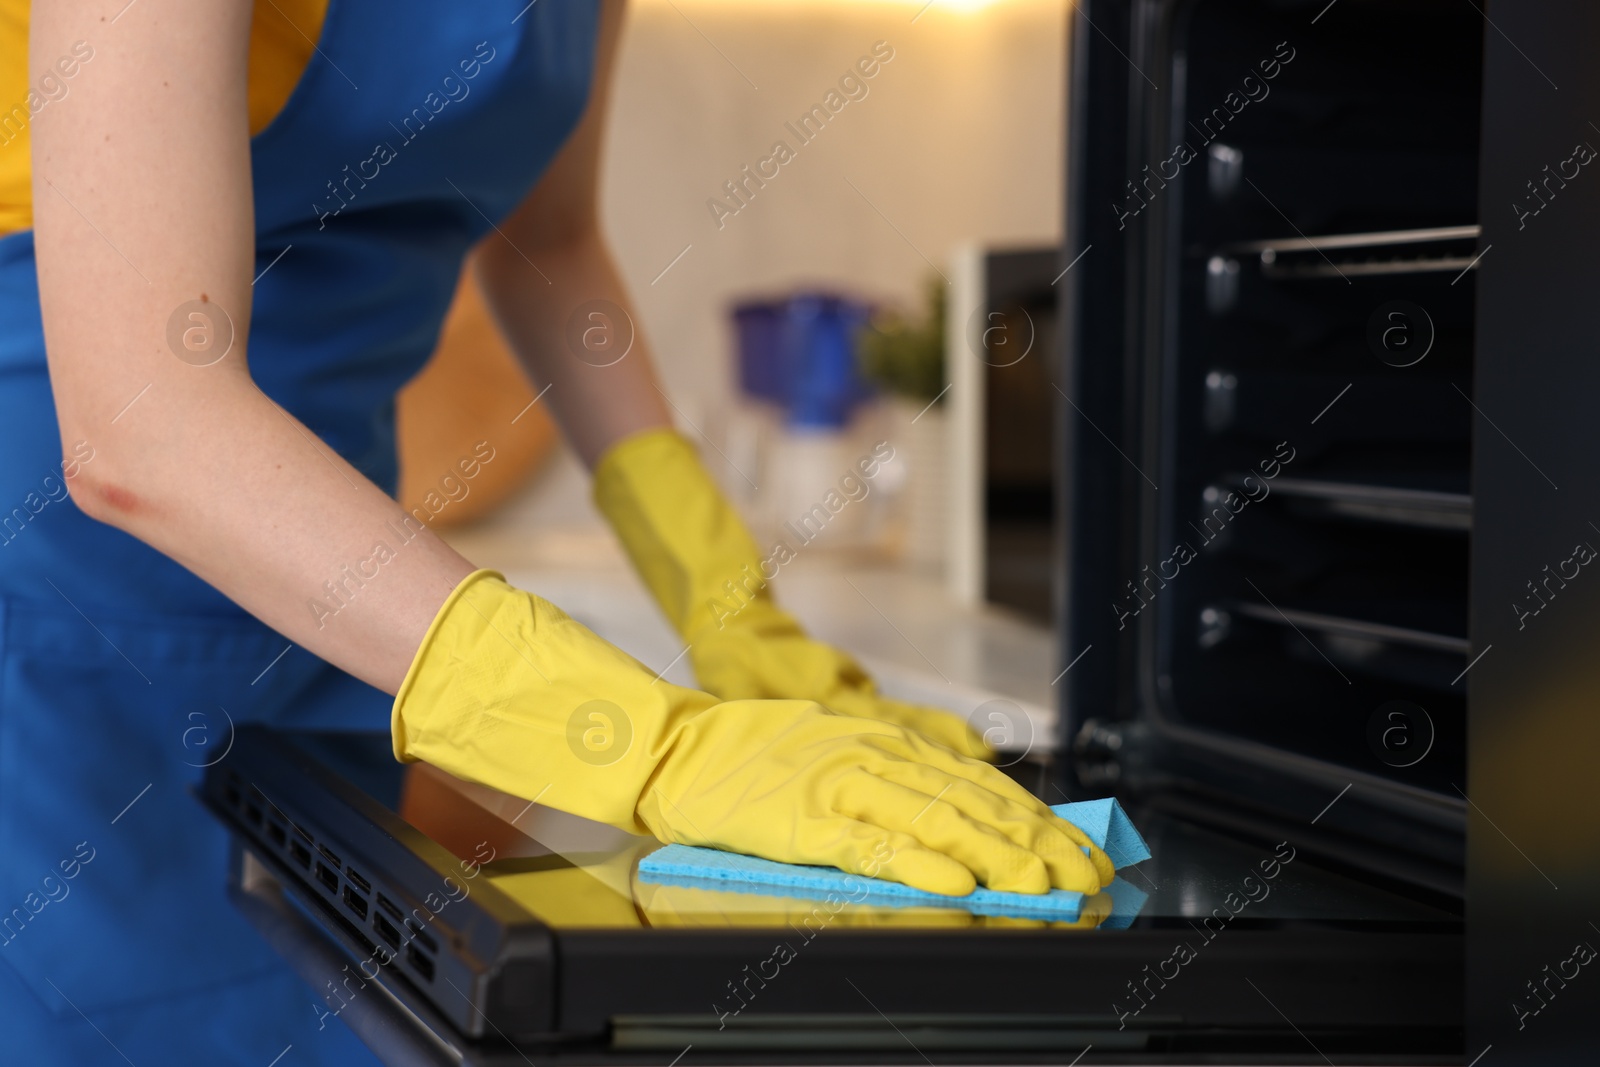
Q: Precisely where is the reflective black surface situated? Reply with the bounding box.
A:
[295,731,1453,932]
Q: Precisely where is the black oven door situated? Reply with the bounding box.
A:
[206,728,1461,1066]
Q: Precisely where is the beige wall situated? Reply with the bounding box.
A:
[603,0,1066,422]
[471,0,1068,539]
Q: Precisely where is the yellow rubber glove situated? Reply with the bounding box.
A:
[392,570,1115,897]
[592,427,991,760]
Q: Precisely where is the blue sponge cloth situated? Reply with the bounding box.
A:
[638,797,1150,923]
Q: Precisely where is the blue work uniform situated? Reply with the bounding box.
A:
[0,1,597,1061]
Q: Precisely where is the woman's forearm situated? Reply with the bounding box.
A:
[32,0,474,695]
[476,232,673,468]
[67,377,477,695]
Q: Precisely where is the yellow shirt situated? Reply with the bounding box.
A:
[0,0,327,236]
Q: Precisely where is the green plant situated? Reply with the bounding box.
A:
[856,274,946,404]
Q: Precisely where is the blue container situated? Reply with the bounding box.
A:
[732,301,789,405]
[732,292,874,428]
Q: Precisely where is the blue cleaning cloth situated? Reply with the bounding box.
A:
[639,798,1151,923]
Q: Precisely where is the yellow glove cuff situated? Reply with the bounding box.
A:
[592,426,772,638]
[389,567,720,835]
[391,568,507,763]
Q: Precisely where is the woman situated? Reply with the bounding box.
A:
[0,1,1111,1061]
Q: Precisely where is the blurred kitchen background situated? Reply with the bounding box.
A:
[397,0,1069,747]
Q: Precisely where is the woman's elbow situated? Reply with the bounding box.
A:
[64,469,137,527]
[60,444,150,528]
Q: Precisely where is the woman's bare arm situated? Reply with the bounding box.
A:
[476,0,675,468]
[31,0,474,694]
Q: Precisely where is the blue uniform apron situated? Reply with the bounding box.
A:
[0,1,597,1061]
